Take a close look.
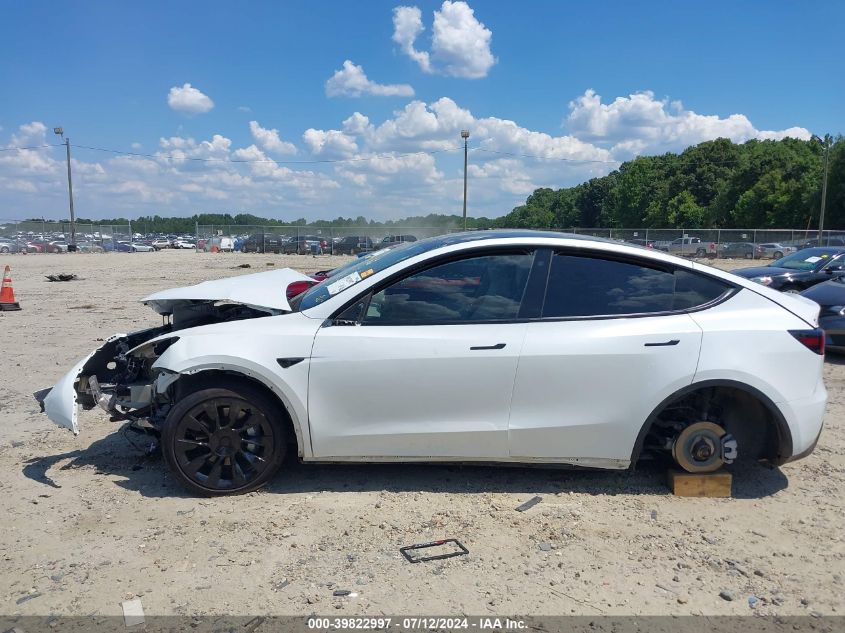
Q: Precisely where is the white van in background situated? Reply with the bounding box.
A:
[204,236,235,252]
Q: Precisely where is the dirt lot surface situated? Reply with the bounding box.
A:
[1,250,843,618]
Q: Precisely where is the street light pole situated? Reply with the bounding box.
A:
[818,136,830,246]
[461,130,470,231]
[53,127,77,250]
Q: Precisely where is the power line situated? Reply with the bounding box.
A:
[70,143,465,165]
[0,144,63,152]
[472,147,621,164]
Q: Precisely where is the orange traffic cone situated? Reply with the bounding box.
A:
[0,265,21,311]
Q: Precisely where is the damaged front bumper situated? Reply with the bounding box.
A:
[35,351,101,434]
[34,328,173,434]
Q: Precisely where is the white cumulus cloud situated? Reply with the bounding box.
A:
[566,89,812,158]
[326,60,415,98]
[249,120,297,155]
[392,6,432,73]
[393,1,495,78]
[167,83,215,115]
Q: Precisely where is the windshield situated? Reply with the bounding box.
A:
[289,244,413,310]
[770,248,842,272]
[292,237,457,310]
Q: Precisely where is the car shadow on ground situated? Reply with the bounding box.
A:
[22,426,789,500]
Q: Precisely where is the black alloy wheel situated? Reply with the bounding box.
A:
[162,384,287,495]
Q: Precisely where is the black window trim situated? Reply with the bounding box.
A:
[325,244,740,326]
[533,247,740,323]
[327,245,543,326]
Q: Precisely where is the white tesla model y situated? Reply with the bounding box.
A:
[36,231,827,495]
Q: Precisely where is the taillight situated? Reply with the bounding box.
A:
[286,280,316,299]
[789,329,825,355]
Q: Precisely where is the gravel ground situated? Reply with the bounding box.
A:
[1,250,843,617]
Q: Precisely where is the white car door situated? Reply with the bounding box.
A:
[308,251,536,459]
[508,251,729,467]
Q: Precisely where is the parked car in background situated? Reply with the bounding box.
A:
[375,234,418,250]
[801,277,845,353]
[281,235,328,255]
[47,241,68,254]
[174,240,196,250]
[241,233,286,253]
[734,247,845,293]
[130,242,156,252]
[76,241,105,253]
[38,231,826,495]
[799,237,845,249]
[0,238,21,253]
[151,238,171,250]
[202,236,235,252]
[667,237,716,258]
[719,242,760,259]
[758,243,795,259]
[332,235,374,255]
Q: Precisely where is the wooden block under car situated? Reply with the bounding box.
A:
[667,469,732,497]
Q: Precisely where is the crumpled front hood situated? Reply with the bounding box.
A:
[141,267,312,314]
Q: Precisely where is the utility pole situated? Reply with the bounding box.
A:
[461,129,470,231]
[818,136,831,246]
[53,127,77,251]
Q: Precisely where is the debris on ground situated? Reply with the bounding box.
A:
[266,262,275,266]
[515,496,542,512]
[401,538,469,563]
[121,598,145,627]
[719,590,735,601]
[15,591,42,605]
[45,273,78,282]
[234,263,251,269]
[332,589,352,597]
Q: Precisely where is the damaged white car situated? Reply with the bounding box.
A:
[36,231,827,496]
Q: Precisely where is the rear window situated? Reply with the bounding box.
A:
[542,254,731,318]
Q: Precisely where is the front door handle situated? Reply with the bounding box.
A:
[644,339,680,347]
[470,343,506,350]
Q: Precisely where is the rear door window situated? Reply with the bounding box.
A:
[542,253,731,318]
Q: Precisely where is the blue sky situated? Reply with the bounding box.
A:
[1,0,842,221]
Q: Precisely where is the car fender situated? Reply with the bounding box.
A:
[630,378,793,465]
[151,318,320,458]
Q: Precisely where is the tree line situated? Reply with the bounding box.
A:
[494,136,843,230]
[27,136,843,232]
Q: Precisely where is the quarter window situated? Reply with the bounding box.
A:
[362,252,534,324]
[542,253,730,318]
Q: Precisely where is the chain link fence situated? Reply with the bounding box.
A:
[195,224,845,259]
[0,219,137,253]
[3,219,844,259]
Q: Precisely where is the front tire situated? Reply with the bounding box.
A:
[161,384,288,496]
[695,248,706,257]
[773,251,783,259]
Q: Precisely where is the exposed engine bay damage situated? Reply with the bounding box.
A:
[35,267,312,435]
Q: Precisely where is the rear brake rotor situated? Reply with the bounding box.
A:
[671,421,727,473]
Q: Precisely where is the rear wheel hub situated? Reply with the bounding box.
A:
[672,421,727,473]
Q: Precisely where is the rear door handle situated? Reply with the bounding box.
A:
[470,343,506,350]
[644,339,680,347]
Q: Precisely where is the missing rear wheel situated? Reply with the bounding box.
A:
[671,421,727,473]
